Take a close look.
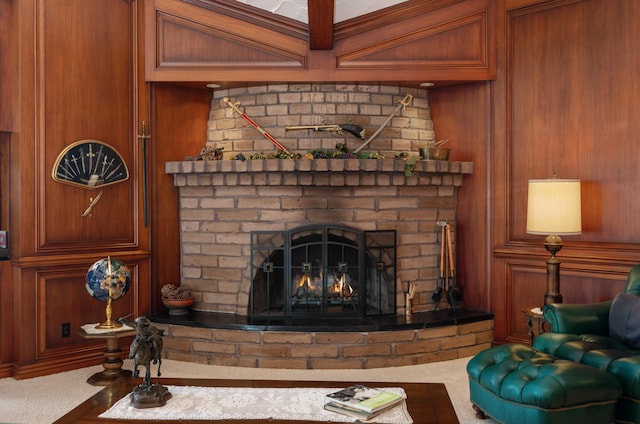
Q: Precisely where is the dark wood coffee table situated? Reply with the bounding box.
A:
[54,377,459,423]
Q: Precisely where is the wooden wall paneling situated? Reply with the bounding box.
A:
[335,3,490,70]
[0,0,17,132]
[0,0,37,377]
[39,266,138,354]
[558,267,627,305]
[155,12,306,68]
[5,0,150,378]
[0,258,11,378]
[149,84,212,312]
[145,0,495,84]
[0,133,9,234]
[490,0,640,344]
[11,253,149,379]
[494,256,630,343]
[336,0,495,83]
[40,0,137,251]
[430,82,492,312]
[11,0,37,261]
[146,0,308,81]
[508,0,640,249]
[505,262,543,344]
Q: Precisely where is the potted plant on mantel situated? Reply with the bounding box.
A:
[161,284,194,315]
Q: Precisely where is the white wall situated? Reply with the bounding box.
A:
[233,0,408,23]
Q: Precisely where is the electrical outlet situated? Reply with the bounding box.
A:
[61,322,71,338]
[0,230,8,260]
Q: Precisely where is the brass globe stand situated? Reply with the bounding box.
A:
[96,257,123,329]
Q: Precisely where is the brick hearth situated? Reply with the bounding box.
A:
[152,310,493,369]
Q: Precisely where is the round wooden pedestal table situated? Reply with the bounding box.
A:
[78,325,137,386]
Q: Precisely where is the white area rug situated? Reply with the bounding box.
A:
[100,385,412,423]
[0,357,497,423]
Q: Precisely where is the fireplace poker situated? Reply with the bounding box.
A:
[445,222,462,312]
[223,97,292,155]
[353,93,413,153]
[433,220,447,310]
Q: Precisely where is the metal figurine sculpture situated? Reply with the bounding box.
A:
[118,316,171,408]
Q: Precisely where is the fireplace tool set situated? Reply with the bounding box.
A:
[433,221,462,312]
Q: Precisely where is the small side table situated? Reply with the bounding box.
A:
[522,307,546,346]
[78,326,137,386]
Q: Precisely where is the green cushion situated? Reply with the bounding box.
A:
[468,344,622,424]
[469,379,620,424]
[534,332,640,422]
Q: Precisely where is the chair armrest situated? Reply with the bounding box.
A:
[543,301,612,335]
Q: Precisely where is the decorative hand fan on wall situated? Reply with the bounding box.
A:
[51,139,129,217]
[51,139,129,188]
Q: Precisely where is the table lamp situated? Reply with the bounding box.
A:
[526,178,582,305]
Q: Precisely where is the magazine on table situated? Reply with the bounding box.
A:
[325,384,405,414]
[324,401,398,421]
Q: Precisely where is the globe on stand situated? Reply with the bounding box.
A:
[86,256,131,329]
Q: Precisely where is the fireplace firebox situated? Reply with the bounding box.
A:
[250,225,396,319]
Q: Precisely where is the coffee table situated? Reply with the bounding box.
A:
[54,377,459,423]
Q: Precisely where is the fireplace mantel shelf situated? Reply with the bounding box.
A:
[166,158,473,175]
[166,158,473,188]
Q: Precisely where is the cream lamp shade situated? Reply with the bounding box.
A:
[526,179,582,235]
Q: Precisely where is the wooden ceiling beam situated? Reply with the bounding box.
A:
[308,0,334,50]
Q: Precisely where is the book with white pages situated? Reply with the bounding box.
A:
[325,384,405,414]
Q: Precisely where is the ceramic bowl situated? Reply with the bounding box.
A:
[162,297,194,315]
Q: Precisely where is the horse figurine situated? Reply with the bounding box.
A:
[129,334,162,386]
[119,315,170,407]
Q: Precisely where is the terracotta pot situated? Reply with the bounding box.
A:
[162,297,194,315]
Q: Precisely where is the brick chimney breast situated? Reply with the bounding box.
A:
[166,84,473,316]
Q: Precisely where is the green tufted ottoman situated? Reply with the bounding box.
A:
[467,344,622,424]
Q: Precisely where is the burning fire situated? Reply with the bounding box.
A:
[294,272,355,298]
[331,274,354,297]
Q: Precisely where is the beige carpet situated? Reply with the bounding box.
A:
[0,356,495,423]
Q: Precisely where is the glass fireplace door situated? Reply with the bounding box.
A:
[289,226,363,316]
[250,225,395,319]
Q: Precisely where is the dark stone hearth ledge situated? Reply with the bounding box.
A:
[149,309,493,333]
[165,158,473,176]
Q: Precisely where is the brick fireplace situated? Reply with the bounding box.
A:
[155,84,492,369]
[166,157,473,315]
